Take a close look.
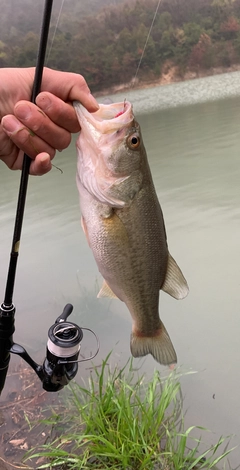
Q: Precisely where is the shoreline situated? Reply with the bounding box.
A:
[95,63,240,97]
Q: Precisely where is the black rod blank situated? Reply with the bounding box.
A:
[3,0,53,307]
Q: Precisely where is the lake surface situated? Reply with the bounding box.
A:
[1,72,240,467]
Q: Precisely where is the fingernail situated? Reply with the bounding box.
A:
[88,94,99,110]
[15,103,32,120]
[1,116,22,134]
[39,153,51,168]
[36,94,51,111]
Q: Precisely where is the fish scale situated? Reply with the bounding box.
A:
[74,100,189,366]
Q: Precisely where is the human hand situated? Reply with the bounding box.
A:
[0,67,99,175]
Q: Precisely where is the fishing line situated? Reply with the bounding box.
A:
[46,0,65,66]
[132,0,163,87]
[36,0,66,305]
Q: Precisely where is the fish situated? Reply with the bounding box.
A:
[73,100,189,366]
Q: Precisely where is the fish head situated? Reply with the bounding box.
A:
[74,100,146,207]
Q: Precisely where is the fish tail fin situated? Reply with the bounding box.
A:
[130,321,177,366]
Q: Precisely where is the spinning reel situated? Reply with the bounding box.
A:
[0,302,99,394]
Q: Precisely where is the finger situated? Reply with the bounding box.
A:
[1,115,56,159]
[40,68,99,112]
[14,101,72,149]
[36,92,80,133]
[0,146,52,174]
[0,125,16,165]
[29,152,52,176]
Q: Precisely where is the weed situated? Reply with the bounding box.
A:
[26,353,234,469]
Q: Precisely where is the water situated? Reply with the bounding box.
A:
[1,72,240,466]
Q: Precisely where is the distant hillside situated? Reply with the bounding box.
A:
[1,0,240,92]
[61,0,129,17]
[0,0,128,41]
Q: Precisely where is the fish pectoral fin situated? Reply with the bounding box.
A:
[106,171,143,204]
[97,280,119,299]
[161,253,189,300]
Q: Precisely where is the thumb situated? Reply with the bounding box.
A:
[40,68,99,112]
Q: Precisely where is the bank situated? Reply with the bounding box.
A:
[96,61,240,97]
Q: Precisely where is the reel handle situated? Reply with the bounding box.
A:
[55,303,73,323]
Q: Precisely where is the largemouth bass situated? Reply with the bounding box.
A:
[74,100,189,366]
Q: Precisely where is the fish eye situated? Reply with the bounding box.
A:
[127,134,141,150]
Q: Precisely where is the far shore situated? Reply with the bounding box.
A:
[95,63,240,97]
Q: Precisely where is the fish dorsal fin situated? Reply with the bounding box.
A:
[161,253,189,300]
[97,280,119,299]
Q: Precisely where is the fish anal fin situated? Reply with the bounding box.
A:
[97,280,119,299]
[130,321,177,366]
[161,253,189,300]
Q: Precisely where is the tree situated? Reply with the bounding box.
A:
[15,31,39,67]
[0,40,8,67]
[220,15,240,38]
[189,33,214,70]
[183,22,203,47]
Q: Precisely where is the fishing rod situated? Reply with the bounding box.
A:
[0,0,99,396]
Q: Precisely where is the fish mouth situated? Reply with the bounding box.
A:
[73,100,134,135]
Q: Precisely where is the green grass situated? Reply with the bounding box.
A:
[26,353,234,469]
